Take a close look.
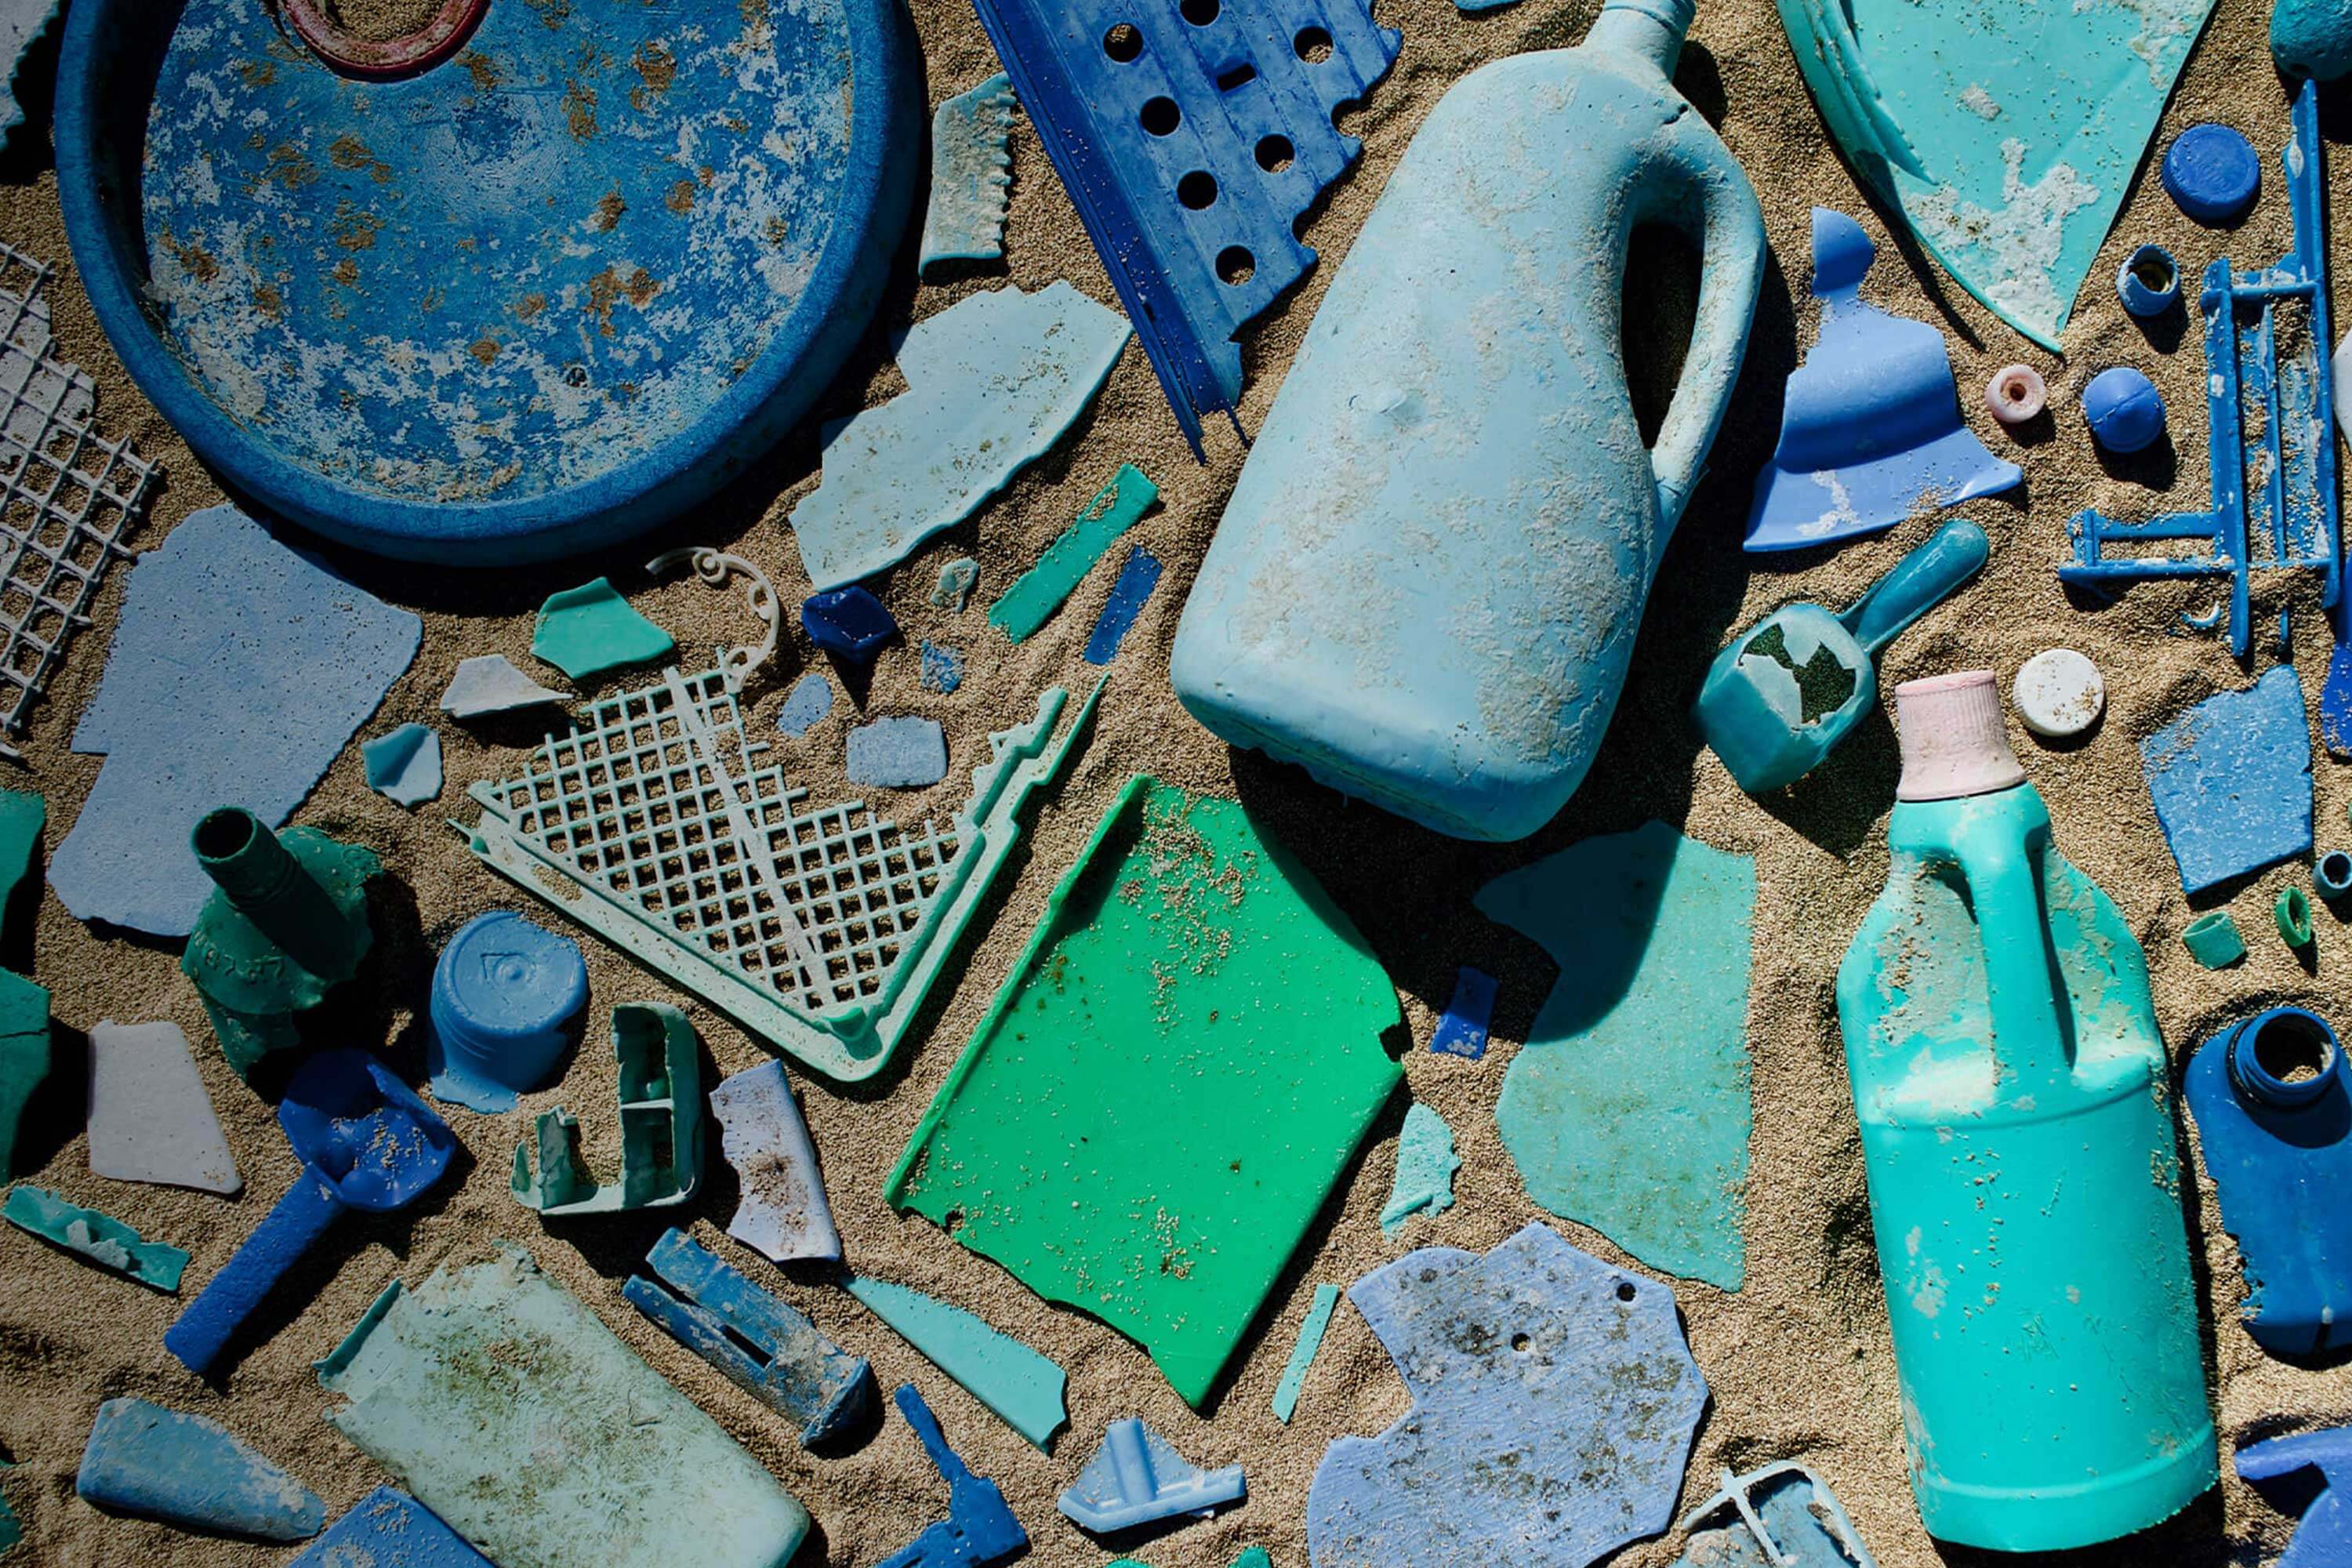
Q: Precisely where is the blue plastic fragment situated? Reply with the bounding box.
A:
[1272,1283,1341,1425]
[848,717,949,789]
[801,586,898,663]
[1428,967,1497,1059]
[1378,1103,1461,1234]
[2142,667,2314,894]
[1058,1417,1245,1534]
[1082,547,1163,666]
[2117,245,2181,318]
[49,503,419,938]
[777,673,836,737]
[361,724,444,808]
[76,1397,325,1542]
[2,1183,187,1291]
[2164,123,2262,225]
[289,1488,491,1568]
[2082,367,2165,454]
[426,910,588,1115]
[921,641,966,694]
[2239,1428,2352,1568]
[1307,1224,1708,1567]
[880,1384,1029,1568]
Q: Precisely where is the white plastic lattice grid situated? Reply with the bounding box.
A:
[482,667,962,1014]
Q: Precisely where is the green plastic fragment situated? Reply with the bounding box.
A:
[2278,886,2317,949]
[2180,909,2246,968]
[531,579,675,680]
[0,1462,16,1555]
[0,789,42,933]
[842,1274,1069,1449]
[987,465,1158,643]
[1272,1283,1341,1425]
[887,776,1402,1407]
[1379,1102,1461,1235]
[0,971,45,1179]
[512,1004,702,1214]
[3,1185,187,1292]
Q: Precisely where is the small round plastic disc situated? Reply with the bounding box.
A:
[2162,124,2261,225]
[1984,364,2047,426]
[2083,367,2166,454]
[2013,649,2105,739]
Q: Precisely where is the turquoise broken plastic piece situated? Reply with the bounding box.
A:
[0,971,45,1179]
[2182,909,2249,968]
[1379,1104,1460,1235]
[1272,1283,1341,1425]
[76,1397,324,1541]
[989,465,1158,643]
[2276,0,2352,78]
[511,1003,702,1215]
[1482,820,1755,1291]
[531,579,674,681]
[844,1273,1069,1449]
[880,1384,1029,1568]
[361,723,443,808]
[932,558,980,612]
[920,74,1017,274]
[2,1183,186,1291]
[290,1488,490,1568]
[1059,1417,1245,1534]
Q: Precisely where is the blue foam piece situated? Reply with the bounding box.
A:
[361,723,443,808]
[1306,1224,1707,1567]
[50,503,419,938]
[2143,666,2314,894]
[848,717,948,788]
[800,586,898,663]
[2238,1428,2352,1568]
[76,1397,325,1542]
[1058,1416,1245,1534]
[880,1384,1028,1568]
[1081,547,1163,666]
[289,1488,490,1568]
[2083,366,2166,454]
[427,910,588,1115]
[1428,967,1497,1059]
[921,641,966,694]
[777,673,836,737]
[2165,123,2262,225]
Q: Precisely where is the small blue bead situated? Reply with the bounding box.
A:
[2162,124,2261,225]
[2083,367,2166,455]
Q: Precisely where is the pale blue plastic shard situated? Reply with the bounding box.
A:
[1271,1283,1340,1425]
[289,1488,491,1568]
[1058,1417,1246,1534]
[2,1184,187,1291]
[1480,821,1755,1292]
[789,283,1133,590]
[777,673,835,736]
[844,1273,1069,1449]
[2238,1428,2352,1568]
[1306,1224,1708,1568]
[76,1398,325,1542]
[2143,666,2314,895]
[1429,967,1497,1059]
[922,641,966,694]
[1673,1464,1878,1568]
[1378,1104,1460,1235]
[50,503,419,938]
[848,716,949,788]
[1083,547,1163,666]
[0,1,60,149]
[362,724,444,808]
[920,74,1017,274]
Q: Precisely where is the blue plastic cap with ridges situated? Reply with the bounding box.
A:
[2163,124,2262,225]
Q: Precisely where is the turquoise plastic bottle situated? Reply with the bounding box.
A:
[1836,672,2213,1550]
[1168,0,1765,843]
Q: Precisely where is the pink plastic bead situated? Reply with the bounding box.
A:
[1984,364,2048,426]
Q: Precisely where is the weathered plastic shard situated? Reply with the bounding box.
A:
[845,1273,1069,1447]
[989,465,1159,643]
[788,284,1133,590]
[1773,0,2217,349]
[1272,1283,1341,1425]
[0,0,60,147]
[921,641,966,695]
[848,716,949,788]
[932,557,980,612]
[1429,967,1497,1059]
[1378,1103,1460,1235]
[710,1060,842,1263]
[438,655,571,719]
[511,1003,702,1215]
[1480,821,1755,1291]
[87,1020,239,1195]
[623,1228,873,1447]
[0,970,46,1178]
[289,1487,491,1568]
[1083,547,1164,666]
[2238,1428,2352,1568]
[2,1184,187,1291]
[361,724,444,808]
[1674,1463,1878,1568]
[1060,1417,1246,1534]
[776,673,836,737]
[1307,1224,1708,1568]
[800,586,898,664]
[0,789,39,921]
[880,1383,1029,1568]
[317,1248,811,1568]
[2143,667,2314,895]
[531,579,675,680]
[50,503,419,938]
[885,777,1403,1407]
[75,1398,324,1541]
[920,74,1017,274]
[426,911,589,1115]
[1746,212,2018,552]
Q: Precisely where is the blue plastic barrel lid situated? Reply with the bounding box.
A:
[2083,367,2166,454]
[430,911,587,1111]
[2163,123,2262,224]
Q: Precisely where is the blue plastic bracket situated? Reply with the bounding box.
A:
[879,1384,1028,1568]
[1058,1417,1246,1534]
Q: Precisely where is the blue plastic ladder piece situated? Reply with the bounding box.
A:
[879,1384,1028,1568]
[968,0,1401,456]
[2060,78,2340,660]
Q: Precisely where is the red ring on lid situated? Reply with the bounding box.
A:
[280,0,490,81]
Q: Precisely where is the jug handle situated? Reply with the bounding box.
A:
[1645,158,1766,529]
[1841,518,1991,657]
[1944,821,2074,1097]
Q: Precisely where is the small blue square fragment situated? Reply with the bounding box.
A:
[921,641,965,694]
[2143,666,2314,894]
[1083,547,1163,666]
[848,717,949,789]
[801,586,898,663]
[1430,967,1498,1059]
[777,673,834,737]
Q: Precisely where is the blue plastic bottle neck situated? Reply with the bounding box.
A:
[1587,0,1693,77]
[2228,1007,2343,1110]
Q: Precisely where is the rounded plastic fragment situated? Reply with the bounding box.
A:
[2163,124,2262,225]
[1984,364,2047,426]
[2274,0,2352,81]
[2116,245,2180,317]
[2318,851,2352,899]
[2278,886,2317,948]
[2182,910,2247,969]
[2083,368,2166,454]
[2013,649,2105,739]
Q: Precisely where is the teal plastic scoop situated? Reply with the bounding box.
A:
[1695,517,1989,793]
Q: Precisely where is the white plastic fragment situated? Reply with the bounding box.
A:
[647,546,780,693]
[86,1020,241,1196]
[439,655,570,719]
[709,1060,842,1263]
[920,74,1017,274]
[2013,648,2105,739]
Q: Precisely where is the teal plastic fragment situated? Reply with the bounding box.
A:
[2181,910,2247,968]
[0,971,45,1178]
[1271,1283,1341,1425]
[0,789,41,928]
[511,1003,701,1215]
[361,723,443,808]
[0,1461,16,1555]
[531,579,675,680]
[844,1273,1069,1449]
[1482,820,1755,1291]
[919,74,1017,274]
[76,1397,323,1541]
[1379,1104,1460,1235]
[931,557,980,612]
[988,464,1158,643]
[318,1248,809,1568]
[3,1184,186,1290]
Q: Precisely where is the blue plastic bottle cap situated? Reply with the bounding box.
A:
[2082,367,2167,455]
[2318,850,2352,899]
[427,911,589,1113]
[2115,244,2180,318]
[2162,124,2262,225]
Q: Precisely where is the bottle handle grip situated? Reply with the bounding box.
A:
[165,1167,346,1375]
[1646,160,1766,529]
[1944,829,2074,1095]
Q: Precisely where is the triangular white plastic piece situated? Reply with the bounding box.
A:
[439,655,570,719]
[86,1020,241,1196]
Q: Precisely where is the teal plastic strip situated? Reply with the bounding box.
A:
[988,465,1157,643]
[1378,1104,1461,1234]
[2,1184,186,1292]
[1271,1283,1341,1424]
[844,1273,1069,1449]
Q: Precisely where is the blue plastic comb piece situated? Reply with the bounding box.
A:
[880,1384,1028,1568]
[968,0,1401,455]
[1083,547,1163,666]
[2238,1428,2352,1568]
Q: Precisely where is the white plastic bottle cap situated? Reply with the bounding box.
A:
[2013,648,2105,739]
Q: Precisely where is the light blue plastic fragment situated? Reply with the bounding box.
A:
[844,1273,1069,1449]
[932,557,981,612]
[0,1458,16,1554]
[1457,0,1521,9]
[361,724,443,808]
[922,641,966,694]
[1429,967,1497,1059]
[776,673,835,737]
[1481,821,1755,1291]
[2143,666,2314,894]
[0,1,60,148]
[1083,547,1163,666]
[920,74,1017,274]
[49,503,419,938]
[1271,1283,1341,1425]
[2,1184,186,1291]
[1058,1417,1246,1534]
[1673,1463,1878,1568]
[76,1397,325,1542]
[532,579,675,680]
[1307,1224,1708,1568]
[289,1488,490,1568]
[848,717,949,788]
[1378,1104,1461,1235]
[788,284,1134,590]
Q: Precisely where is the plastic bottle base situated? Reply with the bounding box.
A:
[1914,1427,2217,1552]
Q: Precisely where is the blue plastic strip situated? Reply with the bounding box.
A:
[1082,547,1164,665]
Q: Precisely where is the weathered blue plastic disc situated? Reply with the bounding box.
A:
[56,0,918,565]
[2161,123,2261,226]
[2083,366,2166,454]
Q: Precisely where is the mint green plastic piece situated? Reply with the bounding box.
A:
[843,1274,1069,1449]
[511,1003,701,1215]
[1271,1283,1341,1425]
[988,464,1157,643]
[3,1184,186,1291]
[2180,910,2246,969]
[0,789,41,921]
[2278,886,2317,948]
[530,578,674,680]
[0,971,44,1179]
[886,776,1403,1407]
[318,1247,808,1568]
[1379,1104,1460,1234]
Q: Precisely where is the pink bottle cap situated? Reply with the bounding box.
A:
[1894,671,2028,801]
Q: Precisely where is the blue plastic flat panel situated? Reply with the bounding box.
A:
[1082,546,1163,666]
[76,1397,325,1541]
[2142,666,2314,895]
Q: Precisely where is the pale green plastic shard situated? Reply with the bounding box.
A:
[1482,820,1755,1292]
[1272,1283,1341,1425]
[843,1274,1069,1449]
[886,777,1402,1408]
[0,971,48,1178]
[0,1460,16,1555]
[318,1247,808,1568]
[530,578,674,680]
[1378,1103,1460,1235]
[2,1184,185,1291]
[988,464,1158,643]
[511,1003,701,1215]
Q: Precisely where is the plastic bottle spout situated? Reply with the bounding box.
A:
[1892,671,2028,801]
[191,808,364,978]
[1585,0,1697,78]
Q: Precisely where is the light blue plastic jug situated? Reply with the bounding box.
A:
[1170,0,1766,842]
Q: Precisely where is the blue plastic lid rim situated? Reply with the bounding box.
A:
[2227,1007,2342,1110]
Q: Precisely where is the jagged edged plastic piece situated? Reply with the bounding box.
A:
[1083,547,1163,666]
[0,1,60,147]
[511,1003,702,1214]
[361,723,444,808]
[0,971,46,1178]
[2238,1428,2352,1568]
[1673,1462,1878,1568]
[789,283,1132,590]
[1307,1224,1708,1568]
[989,465,1158,642]
[439,655,569,719]
[710,1060,842,1263]
[0,789,39,921]
[289,1487,491,1568]
[3,1184,187,1290]
[1378,1102,1460,1234]
[932,557,980,612]
[800,586,898,663]
[776,673,836,737]
[844,1274,1069,1449]
[1429,967,1496,1059]
[880,1383,1029,1568]
[86,1020,240,1195]
[1059,1417,1245,1534]
[848,717,949,788]
[531,579,674,680]
[1272,1283,1340,1425]
[0,1461,16,1554]
[2143,667,2314,895]
[75,1398,324,1541]
[920,74,1017,273]
[623,1228,873,1447]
